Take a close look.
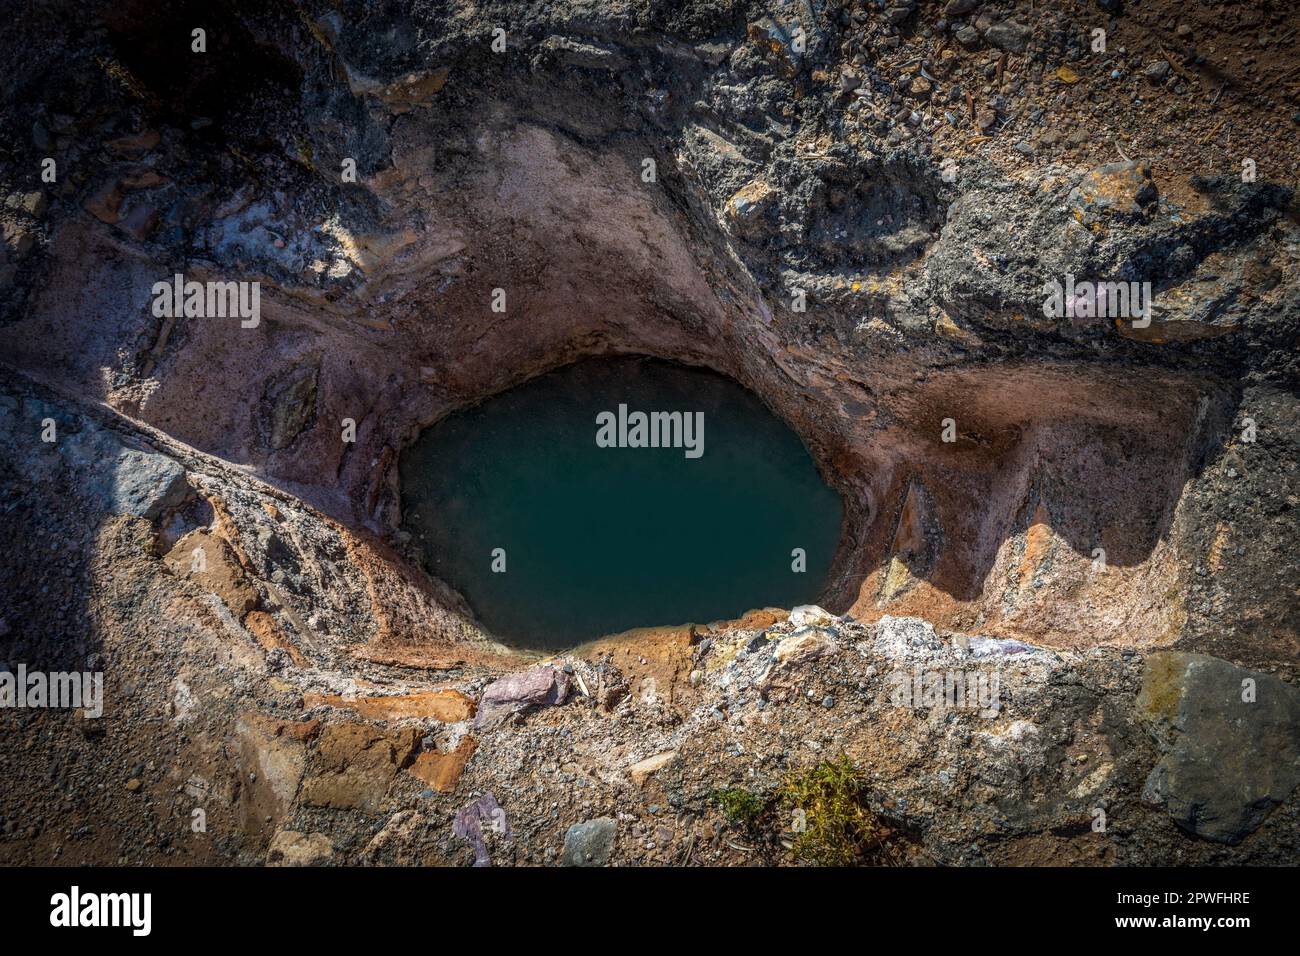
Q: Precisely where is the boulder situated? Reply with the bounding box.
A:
[1138,652,1300,844]
[475,666,570,728]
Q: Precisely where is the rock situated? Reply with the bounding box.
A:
[11,191,48,217]
[943,0,980,15]
[954,25,982,49]
[165,530,259,618]
[788,605,835,627]
[303,689,476,723]
[2,221,34,258]
[267,830,333,866]
[262,363,320,451]
[541,35,627,72]
[1069,161,1157,223]
[453,792,510,867]
[407,737,478,793]
[125,778,141,792]
[109,448,190,520]
[627,750,677,786]
[104,130,160,157]
[235,715,319,837]
[909,76,932,97]
[1122,243,1265,344]
[1137,652,1300,844]
[884,5,914,26]
[244,610,309,667]
[1144,60,1171,84]
[775,627,840,666]
[984,20,1030,53]
[83,179,123,224]
[300,723,418,813]
[475,666,570,728]
[725,180,778,239]
[62,426,191,521]
[118,203,159,242]
[561,817,617,866]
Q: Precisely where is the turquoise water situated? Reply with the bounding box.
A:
[400,357,843,650]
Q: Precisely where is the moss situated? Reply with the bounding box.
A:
[714,786,768,828]
[1137,652,1186,724]
[778,755,896,866]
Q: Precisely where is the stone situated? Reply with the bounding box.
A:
[267,830,333,866]
[541,36,627,72]
[475,666,570,728]
[788,605,835,627]
[1069,161,1157,223]
[453,792,510,867]
[61,426,191,521]
[235,715,319,837]
[244,610,309,667]
[165,530,259,618]
[119,203,159,242]
[304,689,476,723]
[83,179,123,224]
[1137,652,1300,844]
[775,627,840,666]
[300,722,418,813]
[725,179,778,239]
[884,5,914,26]
[943,0,980,15]
[954,25,981,49]
[984,20,1030,53]
[104,130,160,156]
[561,817,617,866]
[14,191,48,217]
[263,363,320,451]
[627,750,677,786]
[407,737,478,793]
[1144,60,1171,84]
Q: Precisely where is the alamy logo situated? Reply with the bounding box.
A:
[50,886,151,936]
[596,404,704,459]
[1042,274,1151,328]
[0,665,102,718]
[151,273,260,328]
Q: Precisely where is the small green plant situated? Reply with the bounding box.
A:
[778,755,894,866]
[714,786,767,828]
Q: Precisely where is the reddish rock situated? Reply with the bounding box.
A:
[408,737,478,792]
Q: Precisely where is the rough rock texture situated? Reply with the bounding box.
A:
[1138,652,1300,845]
[0,0,1297,866]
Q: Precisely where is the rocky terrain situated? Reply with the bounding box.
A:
[0,0,1297,866]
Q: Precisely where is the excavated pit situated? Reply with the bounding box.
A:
[4,0,1299,869]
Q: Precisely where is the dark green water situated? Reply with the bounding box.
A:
[400,357,843,650]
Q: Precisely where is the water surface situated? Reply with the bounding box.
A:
[401,357,842,649]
